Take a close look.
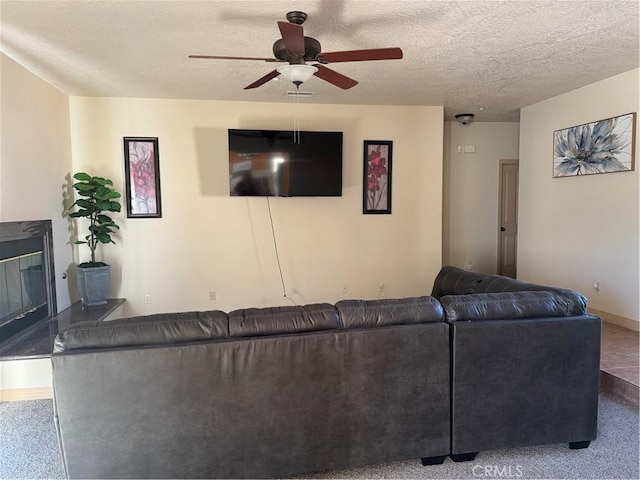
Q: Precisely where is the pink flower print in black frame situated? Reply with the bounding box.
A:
[123,137,162,218]
[363,140,392,214]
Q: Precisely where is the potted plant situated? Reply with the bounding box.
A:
[68,172,121,306]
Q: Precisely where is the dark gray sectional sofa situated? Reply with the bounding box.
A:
[51,267,601,479]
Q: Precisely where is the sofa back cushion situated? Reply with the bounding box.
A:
[431,266,484,299]
[473,275,587,314]
[336,296,444,329]
[432,266,587,315]
[54,311,229,352]
[228,303,339,337]
[440,291,576,322]
[474,274,549,293]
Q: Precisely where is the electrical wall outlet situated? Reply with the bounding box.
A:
[144,294,151,304]
[592,281,601,296]
[342,285,349,294]
[209,291,216,301]
[379,283,387,293]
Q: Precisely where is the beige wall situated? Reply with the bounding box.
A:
[69,97,444,316]
[7,49,634,328]
[0,358,51,391]
[0,53,73,310]
[443,121,520,273]
[519,68,639,324]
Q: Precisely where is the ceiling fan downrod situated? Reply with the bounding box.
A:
[285,11,307,25]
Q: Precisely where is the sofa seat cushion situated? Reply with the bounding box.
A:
[440,291,575,322]
[336,297,444,329]
[54,311,229,352]
[228,303,339,337]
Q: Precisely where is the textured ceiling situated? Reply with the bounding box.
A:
[1,0,638,121]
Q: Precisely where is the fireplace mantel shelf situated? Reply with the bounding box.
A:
[0,298,125,360]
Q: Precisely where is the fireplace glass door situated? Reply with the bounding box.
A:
[0,237,49,340]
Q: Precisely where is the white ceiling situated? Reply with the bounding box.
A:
[1,0,638,122]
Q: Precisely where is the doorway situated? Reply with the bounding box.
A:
[498,160,518,278]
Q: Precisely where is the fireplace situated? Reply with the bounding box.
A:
[0,221,57,341]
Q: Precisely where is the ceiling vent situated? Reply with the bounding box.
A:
[285,91,314,97]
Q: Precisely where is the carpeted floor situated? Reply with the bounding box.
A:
[300,390,639,480]
[1,390,638,479]
[0,398,65,480]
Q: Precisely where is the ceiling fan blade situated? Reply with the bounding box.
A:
[318,47,403,63]
[189,55,281,62]
[244,70,280,90]
[313,65,358,90]
[277,21,305,56]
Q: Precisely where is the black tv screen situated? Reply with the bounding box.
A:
[228,129,343,197]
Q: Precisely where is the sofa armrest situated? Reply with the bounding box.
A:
[440,291,574,322]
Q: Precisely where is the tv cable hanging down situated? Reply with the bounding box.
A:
[266,197,296,305]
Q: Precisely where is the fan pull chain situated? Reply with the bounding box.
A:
[294,86,300,144]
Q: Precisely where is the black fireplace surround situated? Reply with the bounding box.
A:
[0,220,57,342]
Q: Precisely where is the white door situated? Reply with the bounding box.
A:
[498,160,518,278]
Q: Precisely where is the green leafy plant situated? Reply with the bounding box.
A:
[69,172,121,267]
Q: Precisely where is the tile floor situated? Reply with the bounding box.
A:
[600,321,639,406]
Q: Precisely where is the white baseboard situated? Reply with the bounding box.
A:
[589,308,639,332]
[0,386,53,402]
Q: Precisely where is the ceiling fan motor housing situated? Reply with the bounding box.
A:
[273,37,321,63]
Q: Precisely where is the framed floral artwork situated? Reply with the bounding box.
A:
[363,140,393,214]
[553,112,636,177]
[123,137,162,218]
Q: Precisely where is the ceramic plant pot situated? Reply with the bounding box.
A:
[75,265,111,306]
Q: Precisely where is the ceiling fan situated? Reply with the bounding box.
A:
[189,11,403,90]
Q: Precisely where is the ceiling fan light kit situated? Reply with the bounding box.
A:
[189,11,403,91]
[277,64,318,87]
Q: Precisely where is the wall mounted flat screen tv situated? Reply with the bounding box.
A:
[229,129,343,197]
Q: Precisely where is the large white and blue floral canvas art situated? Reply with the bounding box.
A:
[553,112,636,177]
